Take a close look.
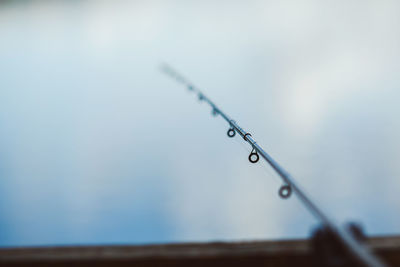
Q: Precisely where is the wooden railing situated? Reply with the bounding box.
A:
[1,236,399,266]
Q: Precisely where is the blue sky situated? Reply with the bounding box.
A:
[0,0,400,247]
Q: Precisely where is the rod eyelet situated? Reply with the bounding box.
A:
[212,108,218,116]
[279,185,292,199]
[248,148,259,163]
[227,128,236,138]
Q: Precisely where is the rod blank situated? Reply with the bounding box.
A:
[161,64,386,267]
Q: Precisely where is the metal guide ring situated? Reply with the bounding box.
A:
[248,148,259,163]
[279,185,292,199]
[227,128,236,138]
[212,108,218,116]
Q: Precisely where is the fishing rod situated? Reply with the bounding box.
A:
[161,64,386,267]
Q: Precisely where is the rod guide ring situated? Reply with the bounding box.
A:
[212,108,218,116]
[248,148,259,163]
[227,128,236,138]
[279,185,292,199]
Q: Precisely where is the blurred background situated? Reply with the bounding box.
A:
[0,0,399,247]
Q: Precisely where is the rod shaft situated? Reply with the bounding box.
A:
[161,64,386,267]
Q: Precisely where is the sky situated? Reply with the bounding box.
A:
[0,0,400,247]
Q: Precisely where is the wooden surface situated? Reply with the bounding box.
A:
[1,236,399,266]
